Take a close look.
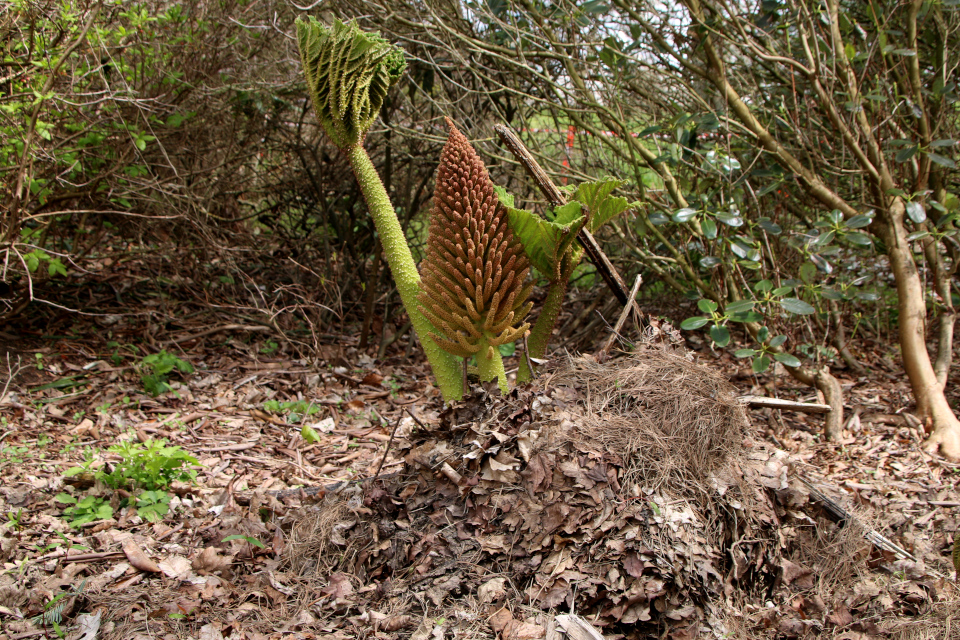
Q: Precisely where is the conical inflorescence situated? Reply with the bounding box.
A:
[419,119,532,375]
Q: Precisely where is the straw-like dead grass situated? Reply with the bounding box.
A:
[551,345,747,498]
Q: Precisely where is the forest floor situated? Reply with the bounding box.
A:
[0,271,958,640]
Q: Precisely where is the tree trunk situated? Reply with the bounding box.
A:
[878,199,960,459]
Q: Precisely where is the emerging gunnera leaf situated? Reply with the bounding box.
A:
[419,119,533,367]
[296,17,406,149]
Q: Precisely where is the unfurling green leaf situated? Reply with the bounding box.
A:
[296,18,406,149]
[570,177,638,233]
[504,201,584,279]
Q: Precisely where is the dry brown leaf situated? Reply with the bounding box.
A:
[193,547,233,573]
[122,538,160,573]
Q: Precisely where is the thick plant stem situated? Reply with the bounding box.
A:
[477,344,508,394]
[348,143,463,400]
[518,255,572,383]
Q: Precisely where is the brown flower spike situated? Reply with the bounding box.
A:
[419,119,533,367]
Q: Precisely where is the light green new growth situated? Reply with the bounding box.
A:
[503,178,637,382]
[296,17,406,149]
[296,17,462,400]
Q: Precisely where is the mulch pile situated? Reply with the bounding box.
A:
[283,346,798,638]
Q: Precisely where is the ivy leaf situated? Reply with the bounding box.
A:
[680,316,709,330]
[297,18,407,149]
[780,298,816,315]
[773,352,801,367]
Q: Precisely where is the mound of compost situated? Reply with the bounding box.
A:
[288,346,791,638]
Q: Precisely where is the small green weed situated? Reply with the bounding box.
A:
[136,490,172,522]
[262,399,320,424]
[98,439,199,490]
[55,494,114,527]
[61,439,198,527]
[139,350,194,396]
[260,340,279,355]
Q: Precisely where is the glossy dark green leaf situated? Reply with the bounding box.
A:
[773,352,801,367]
[648,211,669,226]
[701,217,718,239]
[896,144,919,163]
[845,232,873,246]
[905,201,926,223]
[730,311,764,323]
[780,298,815,315]
[752,355,771,373]
[709,324,731,346]
[757,217,782,235]
[927,152,957,169]
[845,214,873,229]
[698,298,718,314]
[672,207,698,223]
[680,316,710,330]
[768,334,787,348]
[716,209,744,227]
[699,256,721,268]
[757,326,770,343]
[726,300,755,313]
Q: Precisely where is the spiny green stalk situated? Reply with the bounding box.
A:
[518,254,573,383]
[347,146,462,400]
[297,17,462,399]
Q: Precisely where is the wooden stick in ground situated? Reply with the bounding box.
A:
[494,124,630,306]
[371,414,402,482]
[738,395,832,414]
[596,273,643,361]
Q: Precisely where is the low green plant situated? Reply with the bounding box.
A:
[55,494,113,527]
[262,399,320,424]
[135,490,172,522]
[260,340,279,355]
[139,350,194,396]
[96,439,199,490]
[222,533,266,549]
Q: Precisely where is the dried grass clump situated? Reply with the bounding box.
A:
[552,345,747,496]
[284,491,356,576]
[884,595,959,639]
